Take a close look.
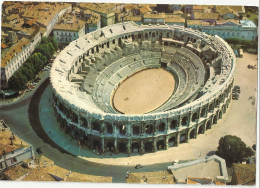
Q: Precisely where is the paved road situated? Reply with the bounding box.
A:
[0,72,170,183]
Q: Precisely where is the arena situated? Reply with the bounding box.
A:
[50,22,236,154]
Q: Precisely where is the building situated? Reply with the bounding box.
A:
[169,5,182,12]
[192,12,219,24]
[215,5,245,20]
[168,155,229,184]
[165,15,185,26]
[143,13,165,25]
[82,10,101,34]
[124,16,142,25]
[79,3,116,27]
[231,163,256,185]
[0,2,72,89]
[3,155,112,182]
[50,22,235,155]
[53,14,86,46]
[196,19,258,41]
[0,127,34,177]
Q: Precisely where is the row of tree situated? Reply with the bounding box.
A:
[8,37,58,91]
[225,37,258,51]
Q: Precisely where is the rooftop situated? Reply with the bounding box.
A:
[139,6,152,14]
[0,128,29,155]
[3,155,112,182]
[126,170,175,184]
[165,15,185,23]
[240,19,257,28]
[193,12,219,20]
[216,5,245,14]
[54,14,86,32]
[187,20,211,26]
[232,163,256,185]
[1,37,30,68]
[125,16,142,22]
[143,13,165,19]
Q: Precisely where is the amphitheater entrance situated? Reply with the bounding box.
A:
[157,140,165,150]
[169,136,176,147]
[93,140,101,152]
[118,143,127,153]
[112,68,175,114]
[106,142,114,152]
[132,142,140,153]
[190,129,196,139]
[144,141,153,153]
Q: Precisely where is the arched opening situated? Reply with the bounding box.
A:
[157,140,165,150]
[119,125,126,135]
[145,124,153,134]
[213,115,218,124]
[124,35,127,39]
[118,38,122,46]
[92,122,101,132]
[218,111,223,119]
[164,42,168,46]
[138,33,142,39]
[93,140,101,152]
[158,122,165,132]
[145,33,148,39]
[198,125,204,134]
[181,116,188,126]
[200,107,206,117]
[206,120,211,130]
[132,125,140,135]
[192,112,198,122]
[132,142,140,153]
[65,126,71,134]
[71,112,78,123]
[180,133,186,143]
[169,136,176,147]
[112,39,115,44]
[216,99,220,107]
[152,32,155,37]
[91,48,94,54]
[118,143,127,153]
[81,118,88,128]
[105,122,113,134]
[81,135,88,145]
[167,33,170,38]
[106,142,114,152]
[144,142,153,153]
[190,129,196,139]
[209,103,214,112]
[131,34,134,41]
[107,41,109,48]
[170,119,177,129]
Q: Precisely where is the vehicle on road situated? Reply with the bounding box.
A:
[232,93,239,100]
[135,164,143,169]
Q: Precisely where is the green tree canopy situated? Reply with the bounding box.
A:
[216,135,255,165]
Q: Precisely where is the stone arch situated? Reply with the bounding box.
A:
[180,133,187,143]
[144,141,153,153]
[206,120,211,130]
[192,112,199,122]
[106,142,114,152]
[105,122,113,134]
[190,129,196,139]
[132,142,140,153]
[170,119,178,129]
[218,110,223,119]
[209,103,214,112]
[118,142,127,153]
[145,124,153,134]
[145,33,148,39]
[200,107,206,117]
[81,118,88,128]
[164,41,168,46]
[93,140,101,152]
[157,140,165,150]
[158,122,165,132]
[169,136,176,147]
[198,124,204,134]
[132,125,140,135]
[81,135,88,145]
[138,33,142,39]
[92,121,101,132]
[152,32,155,37]
[119,124,126,135]
[213,115,218,124]
[181,116,188,126]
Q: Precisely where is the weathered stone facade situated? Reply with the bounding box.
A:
[50,22,235,154]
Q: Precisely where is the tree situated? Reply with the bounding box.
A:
[8,71,28,91]
[245,147,255,158]
[216,135,254,165]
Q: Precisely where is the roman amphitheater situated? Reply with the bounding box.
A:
[50,22,236,155]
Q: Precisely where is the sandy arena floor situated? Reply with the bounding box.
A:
[112,68,175,114]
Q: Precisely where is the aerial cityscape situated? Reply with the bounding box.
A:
[0,1,258,186]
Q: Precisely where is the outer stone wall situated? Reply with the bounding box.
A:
[50,22,236,154]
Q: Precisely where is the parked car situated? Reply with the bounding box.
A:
[233,85,241,93]
[232,93,239,100]
[135,164,143,169]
